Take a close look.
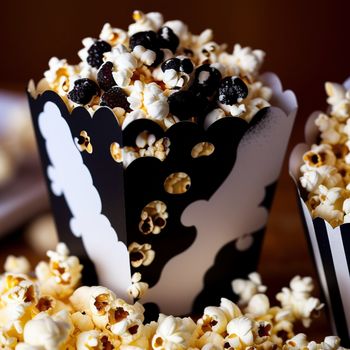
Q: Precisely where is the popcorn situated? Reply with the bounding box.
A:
[299,81,350,226]
[139,200,168,235]
[29,10,275,171]
[127,80,169,121]
[152,314,196,350]
[232,272,267,305]
[0,247,345,350]
[17,310,72,350]
[4,257,31,275]
[35,243,82,298]
[99,23,128,46]
[104,44,138,87]
[127,273,149,300]
[128,242,155,268]
[128,11,163,36]
[225,316,255,348]
[276,276,324,327]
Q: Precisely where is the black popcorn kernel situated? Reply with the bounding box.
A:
[129,31,159,51]
[87,40,111,68]
[168,90,209,120]
[157,26,179,53]
[217,76,248,105]
[190,64,222,97]
[161,57,194,74]
[152,50,165,68]
[181,58,194,74]
[67,78,100,105]
[161,58,181,72]
[100,86,130,111]
[97,61,117,91]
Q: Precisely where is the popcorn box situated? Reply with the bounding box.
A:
[29,72,296,317]
[289,78,350,346]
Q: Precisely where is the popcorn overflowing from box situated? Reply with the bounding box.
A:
[290,78,350,345]
[1,243,346,350]
[28,11,297,316]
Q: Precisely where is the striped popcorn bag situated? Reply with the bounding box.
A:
[290,78,350,346]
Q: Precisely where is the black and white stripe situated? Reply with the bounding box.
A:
[300,198,350,346]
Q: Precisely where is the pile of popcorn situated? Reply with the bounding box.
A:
[299,82,350,227]
[1,243,346,350]
[29,10,272,168]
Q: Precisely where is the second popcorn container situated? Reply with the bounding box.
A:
[290,78,350,346]
[28,11,297,316]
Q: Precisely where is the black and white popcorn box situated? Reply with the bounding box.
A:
[290,78,350,346]
[28,72,297,317]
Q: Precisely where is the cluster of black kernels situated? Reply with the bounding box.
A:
[168,63,249,123]
[217,76,248,105]
[87,40,112,68]
[96,62,130,110]
[161,57,194,74]
[100,86,130,111]
[167,64,222,121]
[129,26,180,67]
[67,79,100,105]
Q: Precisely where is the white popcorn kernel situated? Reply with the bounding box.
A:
[285,333,308,349]
[76,330,101,350]
[163,20,190,46]
[127,81,169,122]
[43,57,76,96]
[232,272,267,305]
[300,171,321,192]
[71,311,94,332]
[343,198,350,214]
[312,203,344,228]
[35,243,82,299]
[253,320,271,344]
[276,276,324,327]
[128,11,163,36]
[325,82,346,106]
[196,332,224,349]
[108,300,145,341]
[246,294,270,317]
[4,256,31,275]
[99,23,128,46]
[226,316,254,347]
[21,311,72,350]
[132,45,157,66]
[152,315,196,350]
[198,306,227,334]
[127,273,149,299]
[219,298,242,321]
[220,44,265,78]
[322,336,342,350]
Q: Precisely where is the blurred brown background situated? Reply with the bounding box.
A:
[1,0,350,339]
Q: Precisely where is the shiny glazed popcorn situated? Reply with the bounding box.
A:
[299,82,350,226]
[0,245,345,350]
[29,10,272,169]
